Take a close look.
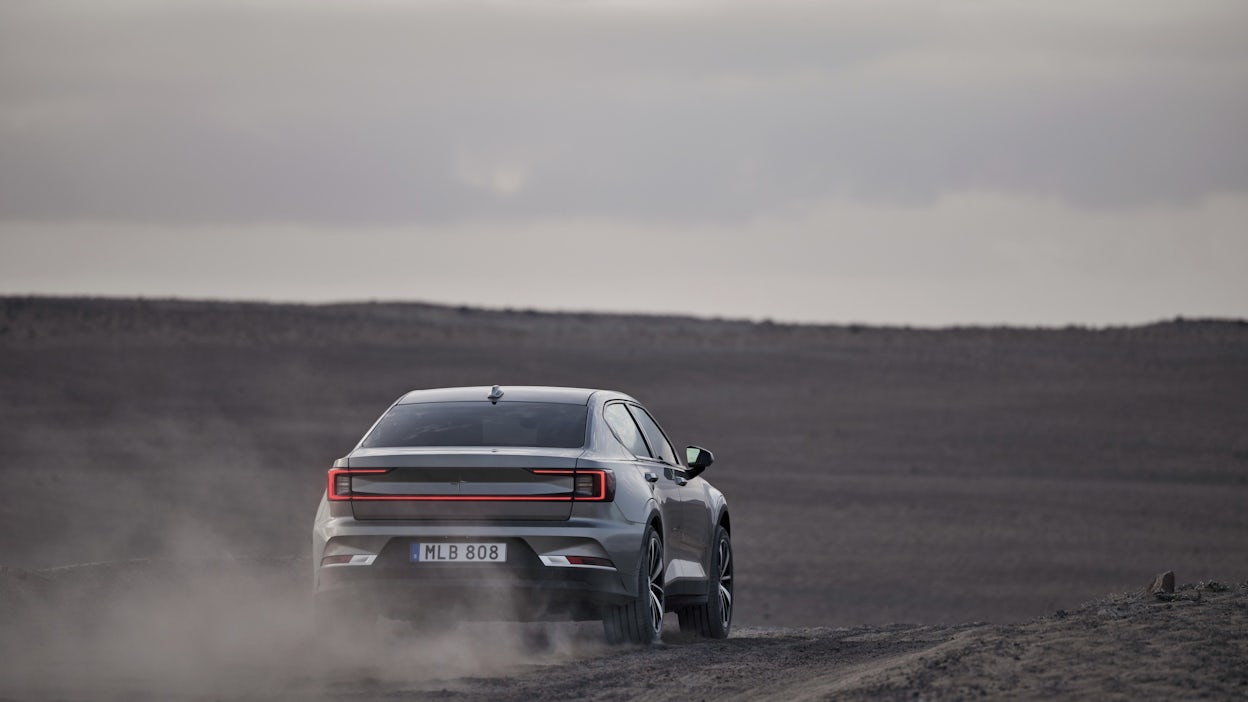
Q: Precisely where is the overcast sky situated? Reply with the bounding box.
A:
[1,0,1245,326]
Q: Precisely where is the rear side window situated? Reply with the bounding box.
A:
[362,402,588,448]
[604,403,651,457]
[627,405,680,465]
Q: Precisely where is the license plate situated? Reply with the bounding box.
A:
[411,542,507,563]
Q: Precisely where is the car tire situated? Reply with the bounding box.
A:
[603,525,664,645]
[677,525,732,639]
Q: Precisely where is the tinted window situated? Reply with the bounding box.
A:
[362,402,588,448]
[604,403,651,457]
[628,405,680,465]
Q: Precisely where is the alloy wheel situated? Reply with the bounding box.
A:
[717,535,733,629]
[647,535,665,635]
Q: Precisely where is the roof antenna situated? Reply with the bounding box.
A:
[488,385,504,403]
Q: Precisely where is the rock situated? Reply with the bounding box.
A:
[1147,571,1176,596]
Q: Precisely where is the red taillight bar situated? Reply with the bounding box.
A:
[326,467,615,502]
[340,494,573,502]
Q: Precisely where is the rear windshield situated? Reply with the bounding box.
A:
[361,401,589,449]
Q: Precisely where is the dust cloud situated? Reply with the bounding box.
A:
[0,523,606,701]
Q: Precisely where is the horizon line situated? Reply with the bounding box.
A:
[3,293,1245,333]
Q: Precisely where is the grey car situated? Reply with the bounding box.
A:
[312,385,732,644]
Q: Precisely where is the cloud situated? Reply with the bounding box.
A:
[3,190,1244,325]
[2,1,1243,324]
[2,0,1246,226]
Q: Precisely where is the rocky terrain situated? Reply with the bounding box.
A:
[0,559,1243,700]
[1,296,1245,699]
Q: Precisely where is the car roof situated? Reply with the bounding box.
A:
[396,386,625,405]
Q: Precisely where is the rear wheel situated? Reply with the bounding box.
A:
[603,526,664,645]
[677,525,732,638]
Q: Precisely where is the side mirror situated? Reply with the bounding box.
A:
[685,445,714,478]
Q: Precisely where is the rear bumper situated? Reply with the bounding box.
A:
[316,562,628,621]
[312,517,643,622]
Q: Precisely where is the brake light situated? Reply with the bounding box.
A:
[529,468,614,501]
[326,468,389,500]
[320,554,377,566]
[573,469,615,501]
[574,474,594,494]
[566,555,615,567]
[539,554,617,569]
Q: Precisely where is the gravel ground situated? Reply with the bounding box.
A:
[2,299,1246,699]
[433,581,1248,701]
[1,563,1244,701]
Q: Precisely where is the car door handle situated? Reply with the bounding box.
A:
[644,472,658,483]
[674,477,688,486]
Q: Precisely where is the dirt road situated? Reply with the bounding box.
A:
[1,561,1244,701]
[436,583,1248,701]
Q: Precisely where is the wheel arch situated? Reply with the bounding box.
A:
[646,508,664,541]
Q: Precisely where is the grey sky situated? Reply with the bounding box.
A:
[2,0,1245,325]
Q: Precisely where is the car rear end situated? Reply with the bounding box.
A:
[312,388,641,625]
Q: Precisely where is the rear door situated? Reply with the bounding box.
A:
[626,404,709,581]
[603,402,694,574]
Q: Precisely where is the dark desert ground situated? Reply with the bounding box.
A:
[1,296,1245,700]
